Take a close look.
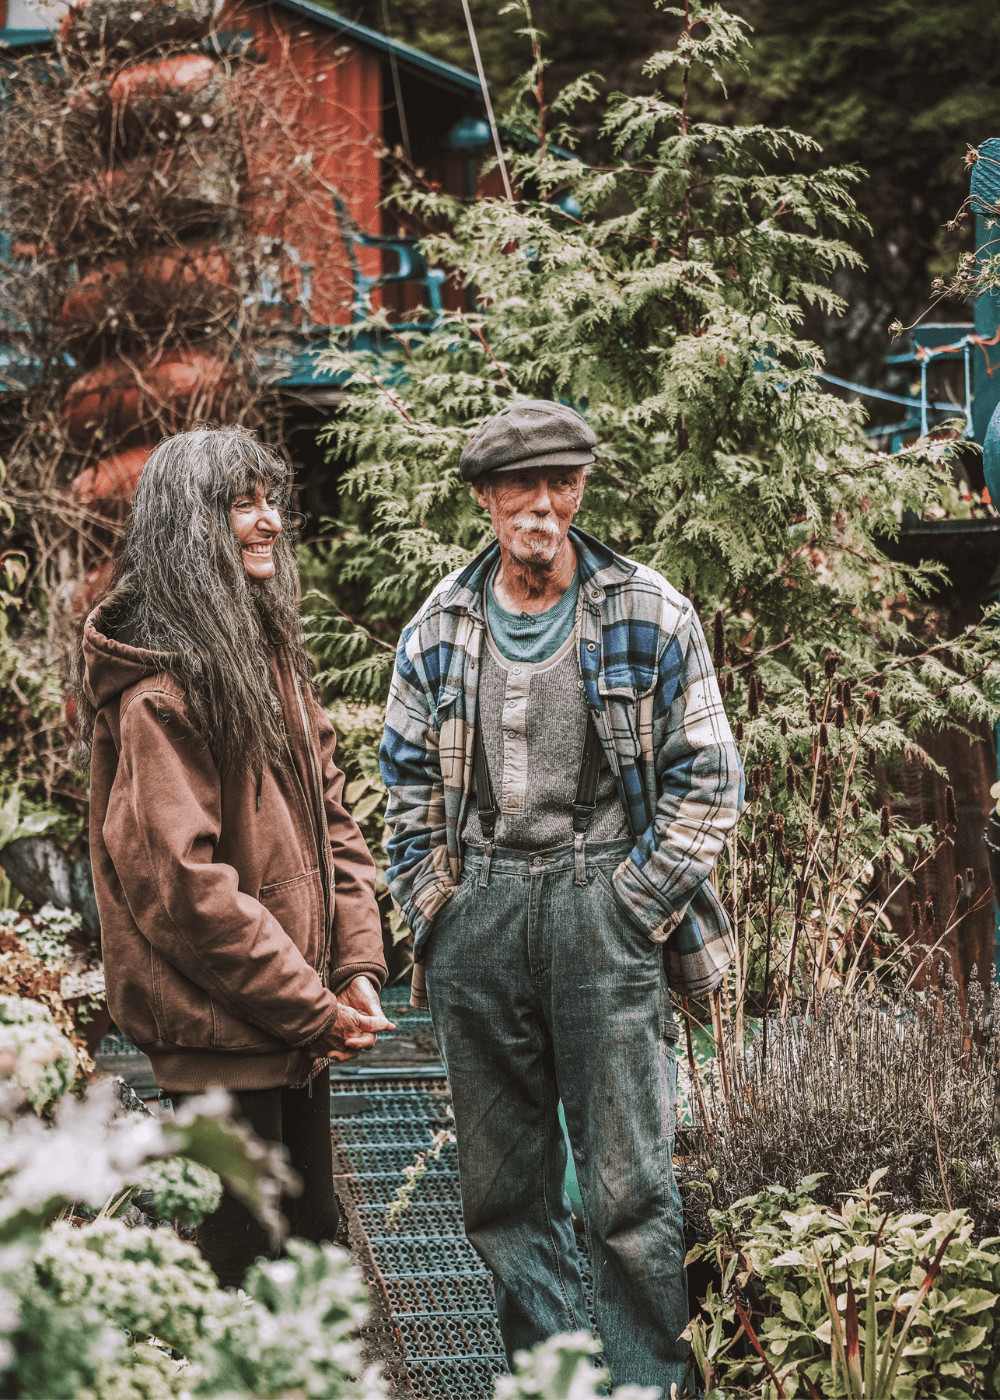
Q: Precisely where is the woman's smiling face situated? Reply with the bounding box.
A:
[231,481,283,580]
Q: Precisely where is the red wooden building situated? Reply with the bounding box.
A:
[0,0,494,392]
[0,0,503,581]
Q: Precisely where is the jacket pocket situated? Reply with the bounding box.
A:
[604,695,641,759]
[149,948,278,1051]
[259,867,325,974]
[145,869,325,1052]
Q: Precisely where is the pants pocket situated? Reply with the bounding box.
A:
[592,864,653,946]
[580,864,661,989]
[433,873,475,931]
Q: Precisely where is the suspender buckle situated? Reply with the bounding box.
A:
[573,831,587,886]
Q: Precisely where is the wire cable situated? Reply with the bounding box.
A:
[459,0,514,202]
[380,0,411,165]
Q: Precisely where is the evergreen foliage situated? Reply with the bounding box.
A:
[334,0,996,383]
[308,0,1000,1003]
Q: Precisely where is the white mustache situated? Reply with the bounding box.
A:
[510,515,560,538]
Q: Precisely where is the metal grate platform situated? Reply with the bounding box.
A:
[96,987,594,1397]
[333,1083,509,1396]
[332,985,511,1398]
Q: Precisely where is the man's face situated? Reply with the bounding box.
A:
[231,481,282,580]
[473,464,586,567]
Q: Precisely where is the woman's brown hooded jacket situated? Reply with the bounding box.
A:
[83,611,386,1093]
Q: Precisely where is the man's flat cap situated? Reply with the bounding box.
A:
[459,399,596,483]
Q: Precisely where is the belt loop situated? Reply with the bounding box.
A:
[574,831,587,887]
[479,840,493,888]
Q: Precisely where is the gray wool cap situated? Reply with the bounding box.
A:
[458,399,597,483]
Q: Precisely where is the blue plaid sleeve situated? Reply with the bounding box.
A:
[610,602,743,995]
[380,622,456,947]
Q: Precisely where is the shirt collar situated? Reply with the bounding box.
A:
[441,526,635,618]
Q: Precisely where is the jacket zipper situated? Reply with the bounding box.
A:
[290,664,333,985]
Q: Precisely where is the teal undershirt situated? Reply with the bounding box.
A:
[486,564,580,663]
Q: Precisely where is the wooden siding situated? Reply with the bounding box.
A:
[224,0,384,326]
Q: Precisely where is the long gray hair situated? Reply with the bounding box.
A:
[76,425,310,778]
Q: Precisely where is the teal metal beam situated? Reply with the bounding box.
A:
[0,28,52,46]
[269,0,484,97]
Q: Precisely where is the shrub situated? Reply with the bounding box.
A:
[191,1238,386,1399]
[0,1063,386,1399]
[307,0,1000,1021]
[12,1224,389,1399]
[677,970,1000,1244]
[687,1175,1000,1399]
[25,1217,232,1358]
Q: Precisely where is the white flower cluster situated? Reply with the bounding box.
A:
[6,1210,391,1399]
[6,904,81,964]
[0,1080,166,1222]
[32,1219,237,1357]
[135,1156,223,1226]
[0,1001,395,1400]
[495,1332,661,1400]
[195,1238,386,1400]
[0,995,78,1112]
[77,1343,182,1400]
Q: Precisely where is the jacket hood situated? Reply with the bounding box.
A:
[82,610,170,711]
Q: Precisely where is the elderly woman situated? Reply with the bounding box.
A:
[77,425,391,1286]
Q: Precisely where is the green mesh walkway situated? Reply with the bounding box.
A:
[99,988,592,1397]
[332,986,509,1398]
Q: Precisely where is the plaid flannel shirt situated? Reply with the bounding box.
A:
[380,527,744,1000]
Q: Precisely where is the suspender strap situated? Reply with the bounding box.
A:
[572,712,602,886]
[572,714,603,833]
[474,701,496,885]
[473,707,497,840]
[473,698,604,888]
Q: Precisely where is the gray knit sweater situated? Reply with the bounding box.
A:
[461,620,628,850]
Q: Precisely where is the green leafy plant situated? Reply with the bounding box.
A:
[0,547,84,830]
[686,1173,1000,1399]
[324,702,410,956]
[811,1225,954,1400]
[192,1239,386,1399]
[306,0,1000,1039]
[328,702,390,848]
[0,1037,385,1400]
[132,1157,223,1228]
[25,1217,229,1358]
[11,1223,388,1400]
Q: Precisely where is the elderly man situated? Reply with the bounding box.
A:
[380,400,742,1395]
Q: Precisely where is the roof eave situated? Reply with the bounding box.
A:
[274,0,484,97]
